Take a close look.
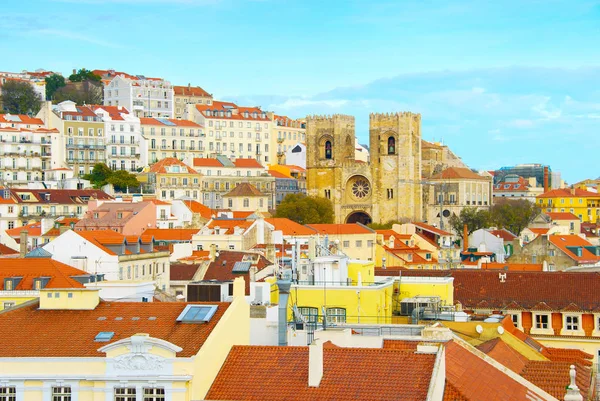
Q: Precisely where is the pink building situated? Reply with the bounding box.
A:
[75,201,156,236]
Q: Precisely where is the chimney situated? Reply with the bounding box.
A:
[564,365,583,401]
[276,277,291,346]
[308,338,324,387]
[19,230,28,258]
[266,243,276,264]
[209,244,218,262]
[463,224,469,252]
[571,187,576,196]
[188,83,191,89]
[543,166,549,193]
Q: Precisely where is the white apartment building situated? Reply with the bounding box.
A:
[271,114,306,165]
[0,114,58,185]
[186,101,272,165]
[103,74,174,118]
[91,105,146,171]
[140,117,204,164]
[173,84,213,119]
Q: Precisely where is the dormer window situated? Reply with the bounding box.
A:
[117,212,123,219]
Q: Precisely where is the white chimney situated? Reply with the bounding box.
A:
[308,338,324,387]
[564,365,583,401]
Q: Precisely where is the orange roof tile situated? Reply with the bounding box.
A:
[0,243,18,255]
[195,101,270,121]
[183,200,214,219]
[0,300,230,357]
[75,230,126,255]
[545,212,580,220]
[528,227,550,235]
[265,218,316,236]
[0,114,44,125]
[414,222,453,236]
[233,158,263,168]
[6,222,42,237]
[232,211,255,219]
[149,158,199,175]
[537,188,600,199]
[207,219,253,235]
[173,85,211,97]
[193,158,224,167]
[142,228,199,242]
[521,361,592,400]
[430,167,489,181]
[0,258,88,290]
[480,262,544,271]
[206,346,436,400]
[225,183,264,197]
[268,170,291,179]
[306,223,374,235]
[548,234,600,264]
[489,228,518,241]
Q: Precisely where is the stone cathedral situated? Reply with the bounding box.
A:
[306,112,422,225]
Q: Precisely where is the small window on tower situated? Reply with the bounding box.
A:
[325,140,332,159]
[387,136,396,155]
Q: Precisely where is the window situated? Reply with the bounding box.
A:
[143,388,165,401]
[367,240,374,248]
[343,241,350,248]
[565,315,579,331]
[3,302,15,310]
[324,189,331,199]
[115,388,136,401]
[0,387,16,401]
[52,386,71,401]
[243,198,249,207]
[387,136,396,154]
[535,314,549,329]
[326,307,346,324]
[324,140,332,159]
[511,313,520,327]
[387,188,394,199]
[355,240,362,247]
[297,306,319,329]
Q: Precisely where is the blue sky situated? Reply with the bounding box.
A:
[1,0,599,183]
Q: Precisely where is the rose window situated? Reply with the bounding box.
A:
[351,179,371,199]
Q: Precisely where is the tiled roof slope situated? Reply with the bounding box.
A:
[375,269,600,311]
[521,361,591,400]
[545,212,579,220]
[0,301,230,357]
[0,258,88,290]
[547,235,600,264]
[170,263,201,281]
[149,157,199,174]
[173,85,210,97]
[431,167,488,181]
[0,243,18,255]
[489,228,518,241]
[537,188,600,198]
[202,251,271,294]
[306,223,374,235]
[265,218,316,236]
[225,183,263,197]
[205,345,436,401]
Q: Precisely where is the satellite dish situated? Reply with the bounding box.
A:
[475,325,483,334]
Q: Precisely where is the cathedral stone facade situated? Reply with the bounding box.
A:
[306,113,422,225]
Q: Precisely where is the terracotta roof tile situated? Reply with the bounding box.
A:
[547,234,600,264]
[489,229,518,241]
[264,218,316,236]
[521,361,592,400]
[480,262,543,271]
[225,183,264,197]
[0,300,230,357]
[206,345,436,401]
[0,258,88,290]
[207,219,253,235]
[414,222,453,236]
[443,381,469,401]
[431,167,489,181]
[140,118,201,127]
[193,158,224,167]
[376,269,600,311]
[545,212,579,220]
[170,263,201,281]
[173,85,211,97]
[6,222,42,237]
[233,158,263,168]
[149,158,199,175]
[537,188,600,199]
[0,243,17,255]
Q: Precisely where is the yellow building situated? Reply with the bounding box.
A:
[0,277,249,401]
[0,257,92,311]
[222,183,269,213]
[139,157,203,202]
[173,84,213,119]
[537,188,600,223]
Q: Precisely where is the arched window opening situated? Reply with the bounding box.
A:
[387,136,396,155]
[325,140,332,159]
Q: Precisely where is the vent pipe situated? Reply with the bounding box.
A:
[543,166,549,193]
[277,277,291,346]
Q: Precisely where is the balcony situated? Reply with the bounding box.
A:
[277,137,284,143]
[255,126,262,132]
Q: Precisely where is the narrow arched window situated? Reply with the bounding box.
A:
[325,140,332,159]
[388,136,396,155]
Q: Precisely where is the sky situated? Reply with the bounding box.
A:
[1,0,599,183]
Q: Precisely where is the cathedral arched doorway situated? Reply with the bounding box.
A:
[346,211,372,225]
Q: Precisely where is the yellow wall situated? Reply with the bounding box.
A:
[0,296,37,311]
[394,277,454,306]
[535,336,600,364]
[39,289,100,310]
[347,260,375,284]
[538,195,600,223]
[289,281,394,324]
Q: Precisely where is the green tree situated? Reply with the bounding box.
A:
[275,194,334,224]
[449,207,490,240]
[53,80,103,105]
[83,163,113,188]
[0,80,42,114]
[45,74,66,100]
[107,170,140,192]
[489,199,540,236]
[68,68,101,82]
[368,220,406,230]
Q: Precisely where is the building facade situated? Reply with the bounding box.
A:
[537,188,600,223]
[271,114,306,165]
[139,158,203,202]
[173,84,213,119]
[187,101,273,165]
[140,117,204,164]
[103,74,174,118]
[306,113,422,225]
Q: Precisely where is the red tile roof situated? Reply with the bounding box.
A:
[537,188,600,199]
[306,223,374,235]
[545,212,579,220]
[207,219,254,235]
[377,269,600,311]
[547,234,600,264]
[142,228,199,242]
[0,114,44,125]
[149,158,199,174]
[89,105,130,120]
[489,228,518,241]
[265,218,316,236]
[476,337,529,374]
[6,222,42,237]
[0,258,88,290]
[0,300,230,357]
[74,230,127,255]
[170,263,201,281]
[195,101,270,121]
[184,200,214,219]
[206,345,436,400]
[0,243,17,255]
[414,222,453,236]
[268,170,291,179]
[225,183,264,197]
[173,85,211,97]
[521,361,592,400]
[193,158,224,167]
[430,167,489,181]
[41,217,80,237]
[9,189,112,204]
[528,228,549,235]
[480,262,544,271]
[233,158,263,168]
[493,177,532,192]
[202,251,271,294]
